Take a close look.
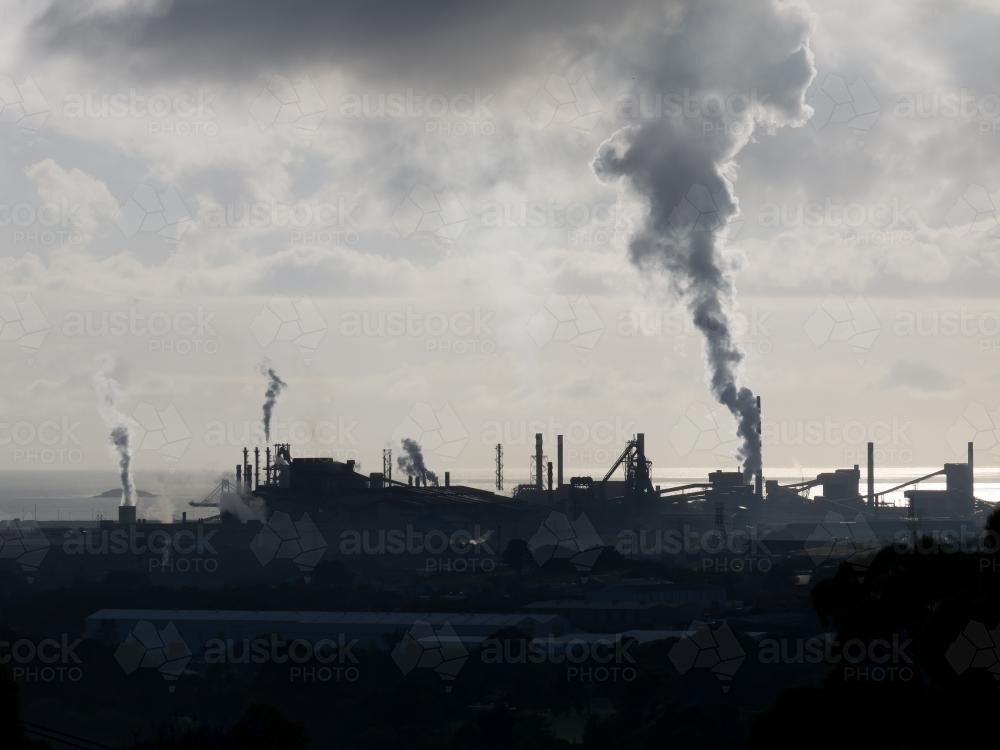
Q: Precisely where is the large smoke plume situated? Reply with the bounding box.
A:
[93,355,136,507]
[397,438,439,486]
[260,364,286,443]
[592,0,816,479]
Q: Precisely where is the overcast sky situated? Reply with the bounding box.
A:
[2,0,999,486]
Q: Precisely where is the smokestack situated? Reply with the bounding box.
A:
[754,396,763,499]
[254,447,260,491]
[236,464,242,489]
[547,461,553,495]
[445,471,450,487]
[867,442,875,510]
[408,475,413,486]
[968,441,975,496]
[118,505,136,526]
[265,447,271,487]
[535,433,543,493]
[557,435,564,488]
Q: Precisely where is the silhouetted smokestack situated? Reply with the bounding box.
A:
[557,435,564,487]
[445,471,450,487]
[535,433,543,493]
[547,461,553,494]
[754,396,763,499]
[254,447,260,490]
[968,441,974,496]
[118,505,136,526]
[867,442,875,509]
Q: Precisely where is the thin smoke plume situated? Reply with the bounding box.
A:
[260,364,287,443]
[93,355,136,507]
[397,438,439,486]
[592,0,815,480]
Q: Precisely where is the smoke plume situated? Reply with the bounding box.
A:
[397,438,439,486]
[260,364,287,443]
[93,355,136,507]
[592,0,815,479]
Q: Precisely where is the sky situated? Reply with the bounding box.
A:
[1,0,999,487]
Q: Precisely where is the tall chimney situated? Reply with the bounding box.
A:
[867,441,875,510]
[968,441,975,497]
[236,464,242,489]
[445,471,451,487]
[547,461,553,495]
[265,447,271,487]
[254,447,260,490]
[118,505,137,526]
[535,433,543,493]
[557,435,564,488]
[754,396,763,500]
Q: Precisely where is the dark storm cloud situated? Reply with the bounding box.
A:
[31,0,657,83]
